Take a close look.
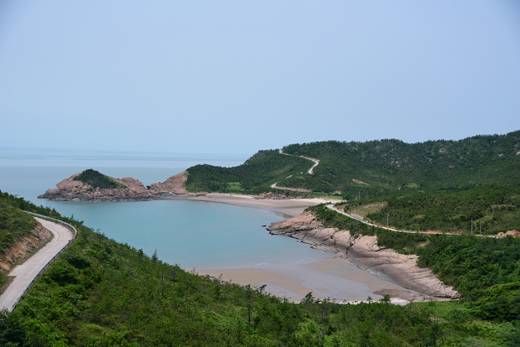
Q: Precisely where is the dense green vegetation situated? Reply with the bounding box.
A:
[362,189,520,234]
[2,193,515,345]
[184,131,520,198]
[74,169,127,190]
[186,150,313,194]
[279,130,520,196]
[309,203,520,340]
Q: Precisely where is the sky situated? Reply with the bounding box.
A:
[1,0,519,155]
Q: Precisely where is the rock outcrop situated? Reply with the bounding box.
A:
[0,221,52,273]
[148,172,189,196]
[39,171,204,202]
[497,229,520,238]
[268,213,460,299]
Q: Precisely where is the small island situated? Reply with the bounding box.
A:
[38,169,204,202]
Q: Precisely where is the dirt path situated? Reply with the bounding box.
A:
[0,217,75,312]
[270,150,320,191]
[327,204,495,238]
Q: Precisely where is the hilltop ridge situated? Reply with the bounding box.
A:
[185,130,520,197]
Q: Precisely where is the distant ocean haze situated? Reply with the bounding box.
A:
[0,149,331,269]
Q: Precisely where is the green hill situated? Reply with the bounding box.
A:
[185,131,520,198]
[279,130,520,197]
[74,169,126,190]
[185,150,313,194]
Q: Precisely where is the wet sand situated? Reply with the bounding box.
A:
[187,193,332,217]
[197,257,406,302]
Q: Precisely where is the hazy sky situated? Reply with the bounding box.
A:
[1,1,519,155]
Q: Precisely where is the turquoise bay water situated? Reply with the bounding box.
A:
[0,150,331,269]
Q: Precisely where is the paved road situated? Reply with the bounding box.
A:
[0,217,74,312]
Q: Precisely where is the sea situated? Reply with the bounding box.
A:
[0,149,331,270]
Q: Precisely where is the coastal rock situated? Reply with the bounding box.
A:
[148,171,189,195]
[348,236,460,299]
[268,213,354,255]
[268,213,460,300]
[39,171,203,202]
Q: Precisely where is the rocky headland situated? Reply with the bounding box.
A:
[267,212,460,300]
[38,171,205,202]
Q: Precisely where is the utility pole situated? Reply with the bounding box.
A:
[480,221,482,234]
[471,218,473,235]
[387,213,389,227]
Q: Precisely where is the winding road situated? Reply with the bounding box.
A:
[0,217,75,312]
[270,150,320,191]
[326,204,492,237]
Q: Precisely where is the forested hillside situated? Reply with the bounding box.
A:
[362,188,520,234]
[279,130,520,197]
[185,131,520,198]
[308,204,520,344]
[185,150,313,193]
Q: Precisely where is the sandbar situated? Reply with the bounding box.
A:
[187,193,331,217]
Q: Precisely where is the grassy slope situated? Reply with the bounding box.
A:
[0,193,500,346]
[185,150,314,194]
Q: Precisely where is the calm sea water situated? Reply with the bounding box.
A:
[0,149,331,269]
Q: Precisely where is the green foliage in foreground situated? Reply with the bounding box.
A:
[0,194,501,346]
[356,188,520,234]
[73,169,127,190]
[415,300,520,347]
[309,204,520,323]
[186,150,313,194]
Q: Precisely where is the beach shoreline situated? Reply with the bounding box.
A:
[188,194,451,304]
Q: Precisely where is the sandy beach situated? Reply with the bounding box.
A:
[188,193,428,304]
[187,193,332,217]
